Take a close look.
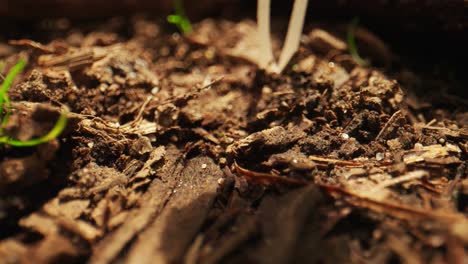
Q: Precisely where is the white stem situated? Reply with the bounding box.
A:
[276,0,309,73]
[257,0,274,69]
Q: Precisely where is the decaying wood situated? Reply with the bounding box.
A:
[251,185,322,264]
[196,213,257,264]
[9,39,56,53]
[319,183,466,225]
[234,162,308,187]
[89,176,176,264]
[124,156,222,264]
[370,170,428,191]
[130,145,165,184]
[38,50,100,70]
[420,125,468,140]
[308,155,392,168]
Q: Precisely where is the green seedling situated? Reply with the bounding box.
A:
[167,0,192,34]
[347,17,369,66]
[0,59,68,147]
[0,111,68,147]
[0,59,26,126]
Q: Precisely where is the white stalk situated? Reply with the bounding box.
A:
[257,0,274,69]
[276,0,309,73]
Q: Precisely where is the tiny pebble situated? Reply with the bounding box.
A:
[219,157,227,166]
[438,138,446,144]
[341,133,349,140]
[217,178,225,185]
[171,33,181,40]
[151,86,160,95]
[99,84,108,92]
[201,163,207,169]
[376,152,384,161]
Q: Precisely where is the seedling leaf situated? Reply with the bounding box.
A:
[0,108,68,147]
[347,17,369,66]
[0,59,68,147]
[0,59,26,124]
[167,0,192,34]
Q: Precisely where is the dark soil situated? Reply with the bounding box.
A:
[0,16,466,264]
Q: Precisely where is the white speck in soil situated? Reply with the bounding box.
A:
[262,86,272,94]
[204,48,215,60]
[192,68,201,75]
[201,163,207,169]
[171,33,181,40]
[341,133,349,140]
[151,86,160,95]
[219,157,227,166]
[99,84,108,92]
[376,152,384,161]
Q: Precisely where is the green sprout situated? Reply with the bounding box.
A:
[0,59,26,126]
[347,17,369,66]
[167,0,192,34]
[0,111,68,147]
[0,59,68,147]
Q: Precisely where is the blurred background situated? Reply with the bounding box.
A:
[0,0,467,85]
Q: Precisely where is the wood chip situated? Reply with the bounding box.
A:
[89,148,183,264]
[125,156,222,264]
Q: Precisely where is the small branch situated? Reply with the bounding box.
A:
[319,183,466,224]
[234,162,308,187]
[375,110,402,141]
[370,170,428,191]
